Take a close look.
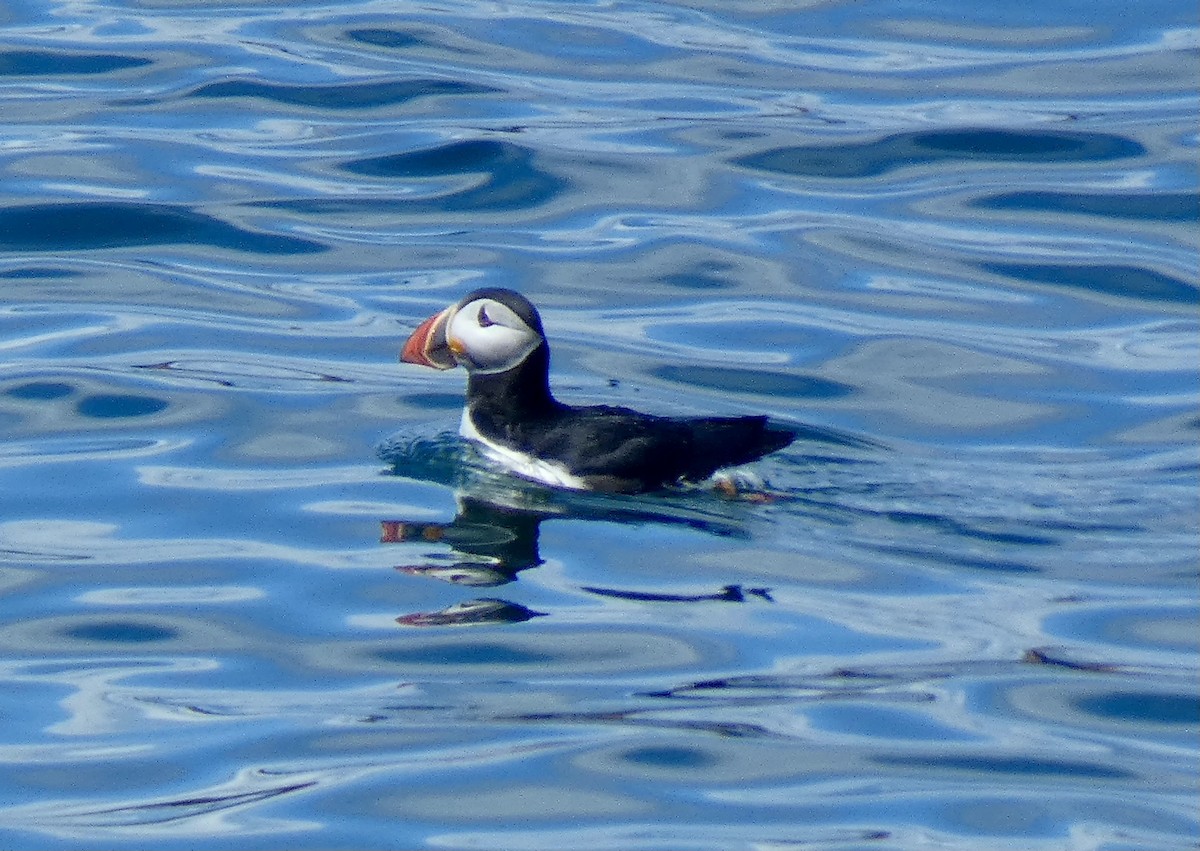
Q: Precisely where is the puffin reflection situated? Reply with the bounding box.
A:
[379,435,771,627]
[381,493,548,587]
[396,598,546,627]
[582,583,774,604]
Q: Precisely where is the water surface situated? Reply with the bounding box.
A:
[1,0,1197,848]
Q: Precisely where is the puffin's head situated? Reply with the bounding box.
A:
[401,288,546,374]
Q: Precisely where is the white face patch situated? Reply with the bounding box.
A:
[446,298,543,373]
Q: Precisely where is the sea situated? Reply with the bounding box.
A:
[1,0,1197,848]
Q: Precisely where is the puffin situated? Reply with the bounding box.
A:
[401,288,795,494]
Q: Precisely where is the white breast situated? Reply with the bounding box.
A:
[459,408,589,490]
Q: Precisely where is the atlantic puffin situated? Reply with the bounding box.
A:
[401,288,795,494]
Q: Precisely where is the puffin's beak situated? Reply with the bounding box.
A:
[401,306,457,370]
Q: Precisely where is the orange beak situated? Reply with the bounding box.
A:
[400,306,457,370]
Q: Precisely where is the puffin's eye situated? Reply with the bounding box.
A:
[477,305,495,328]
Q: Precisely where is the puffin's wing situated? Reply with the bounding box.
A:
[571,435,671,492]
[521,407,691,491]
[525,409,793,492]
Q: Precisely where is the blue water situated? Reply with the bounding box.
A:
[1,0,1197,848]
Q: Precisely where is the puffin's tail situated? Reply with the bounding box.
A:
[686,416,795,476]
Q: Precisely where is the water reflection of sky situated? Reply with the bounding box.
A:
[1,0,1197,847]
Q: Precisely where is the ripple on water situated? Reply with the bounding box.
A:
[0,49,151,76]
[733,128,1146,179]
[572,735,860,786]
[652,364,854,400]
[0,203,325,254]
[343,27,433,50]
[1042,602,1200,657]
[64,621,178,644]
[302,627,722,678]
[979,261,1199,306]
[75,394,169,419]
[341,139,565,213]
[5,381,75,400]
[974,189,1200,222]
[0,613,250,657]
[187,77,499,110]
[979,672,1200,740]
